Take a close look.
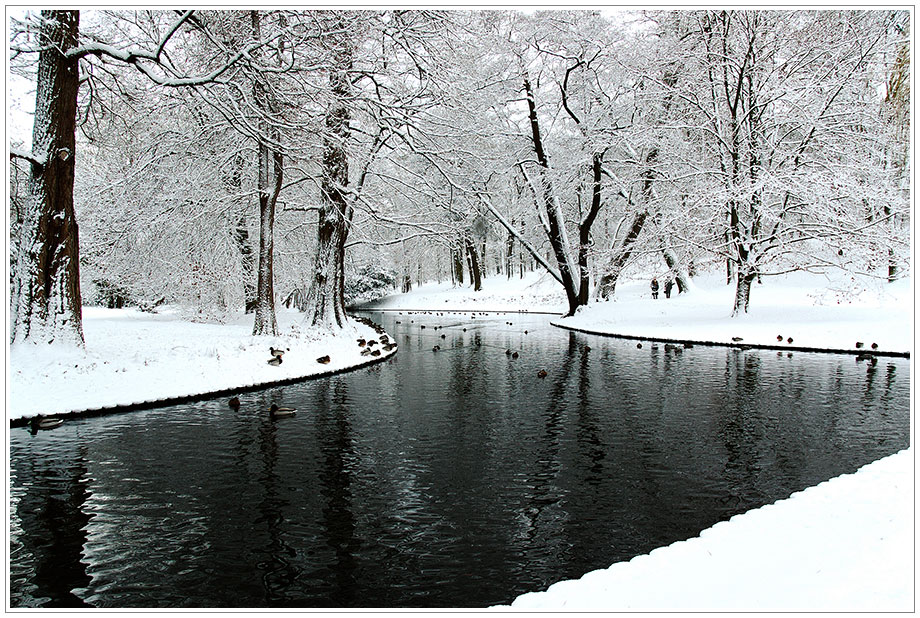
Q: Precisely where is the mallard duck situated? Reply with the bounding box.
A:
[537,369,548,379]
[432,345,440,352]
[505,349,512,356]
[270,347,285,357]
[380,335,390,344]
[30,415,63,431]
[776,335,783,342]
[371,349,381,356]
[228,396,241,409]
[268,356,282,366]
[871,342,878,350]
[786,337,793,344]
[636,343,643,349]
[511,351,519,359]
[731,337,743,342]
[269,404,296,418]
[361,347,373,356]
[367,340,378,346]
[357,338,366,347]
[855,342,864,349]
[317,355,331,364]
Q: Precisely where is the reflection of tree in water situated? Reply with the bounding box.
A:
[716,351,768,512]
[316,379,362,607]
[11,440,92,607]
[255,405,300,605]
[515,332,579,583]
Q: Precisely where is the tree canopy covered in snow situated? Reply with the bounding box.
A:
[8,9,910,342]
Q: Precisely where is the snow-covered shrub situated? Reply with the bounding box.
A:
[344,264,397,306]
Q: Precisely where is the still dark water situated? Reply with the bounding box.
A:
[9,311,910,608]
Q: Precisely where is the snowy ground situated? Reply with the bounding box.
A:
[557,270,913,355]
[364,270,567,313]
[368,268,912,355]
[7,306,395,422]
[499,447,914,611]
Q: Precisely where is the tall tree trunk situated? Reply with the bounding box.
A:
[465,237,483,292]
[233,215,256,313]
[452,245,464,286]
[506,221,515,280]
[304,20,352,330]
[227,150,256,313]
[523,78,580,316]
[732,264,757,316]
[576,153,604,305]
[11,10,84,346]
[250,10,281,336]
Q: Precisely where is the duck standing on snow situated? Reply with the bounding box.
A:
[268,355,282,366]
[317,355,331,364]
[270,347,286,358]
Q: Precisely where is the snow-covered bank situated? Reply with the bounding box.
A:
[8,307,395,422]
[362,270,567,313]
[365,269,912,356]
[499,447,914,611]
[557,271,912,356]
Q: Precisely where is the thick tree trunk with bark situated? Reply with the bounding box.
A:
[732,264,757,315]
[251,143,281,335]
[452,246,464,286]
[10,10,84,346]
[250,10,281,336]
[465,237,483,292]
[304,25,352,330]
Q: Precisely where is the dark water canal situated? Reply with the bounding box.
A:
[9,311,910,608]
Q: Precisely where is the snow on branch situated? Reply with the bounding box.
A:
[66,11,286,88]
[10,147,46,168]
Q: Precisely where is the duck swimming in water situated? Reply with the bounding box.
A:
[30,415,63,433]
[269,404,296,418]
[228,396,241,409]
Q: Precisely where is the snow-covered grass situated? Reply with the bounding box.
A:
[500,447,913,611]
[364,270,567,313]
[7,306,395,422]
[558,270,913,355]
[369,268,912,354]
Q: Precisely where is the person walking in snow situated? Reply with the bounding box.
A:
[650,278,659,299]
[664,278,674,299]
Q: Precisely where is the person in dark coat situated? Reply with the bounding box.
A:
[651,278,659,299]
[664,278,674,299]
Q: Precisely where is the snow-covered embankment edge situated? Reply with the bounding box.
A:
[495,447,914,611]
[8,308,397,424]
